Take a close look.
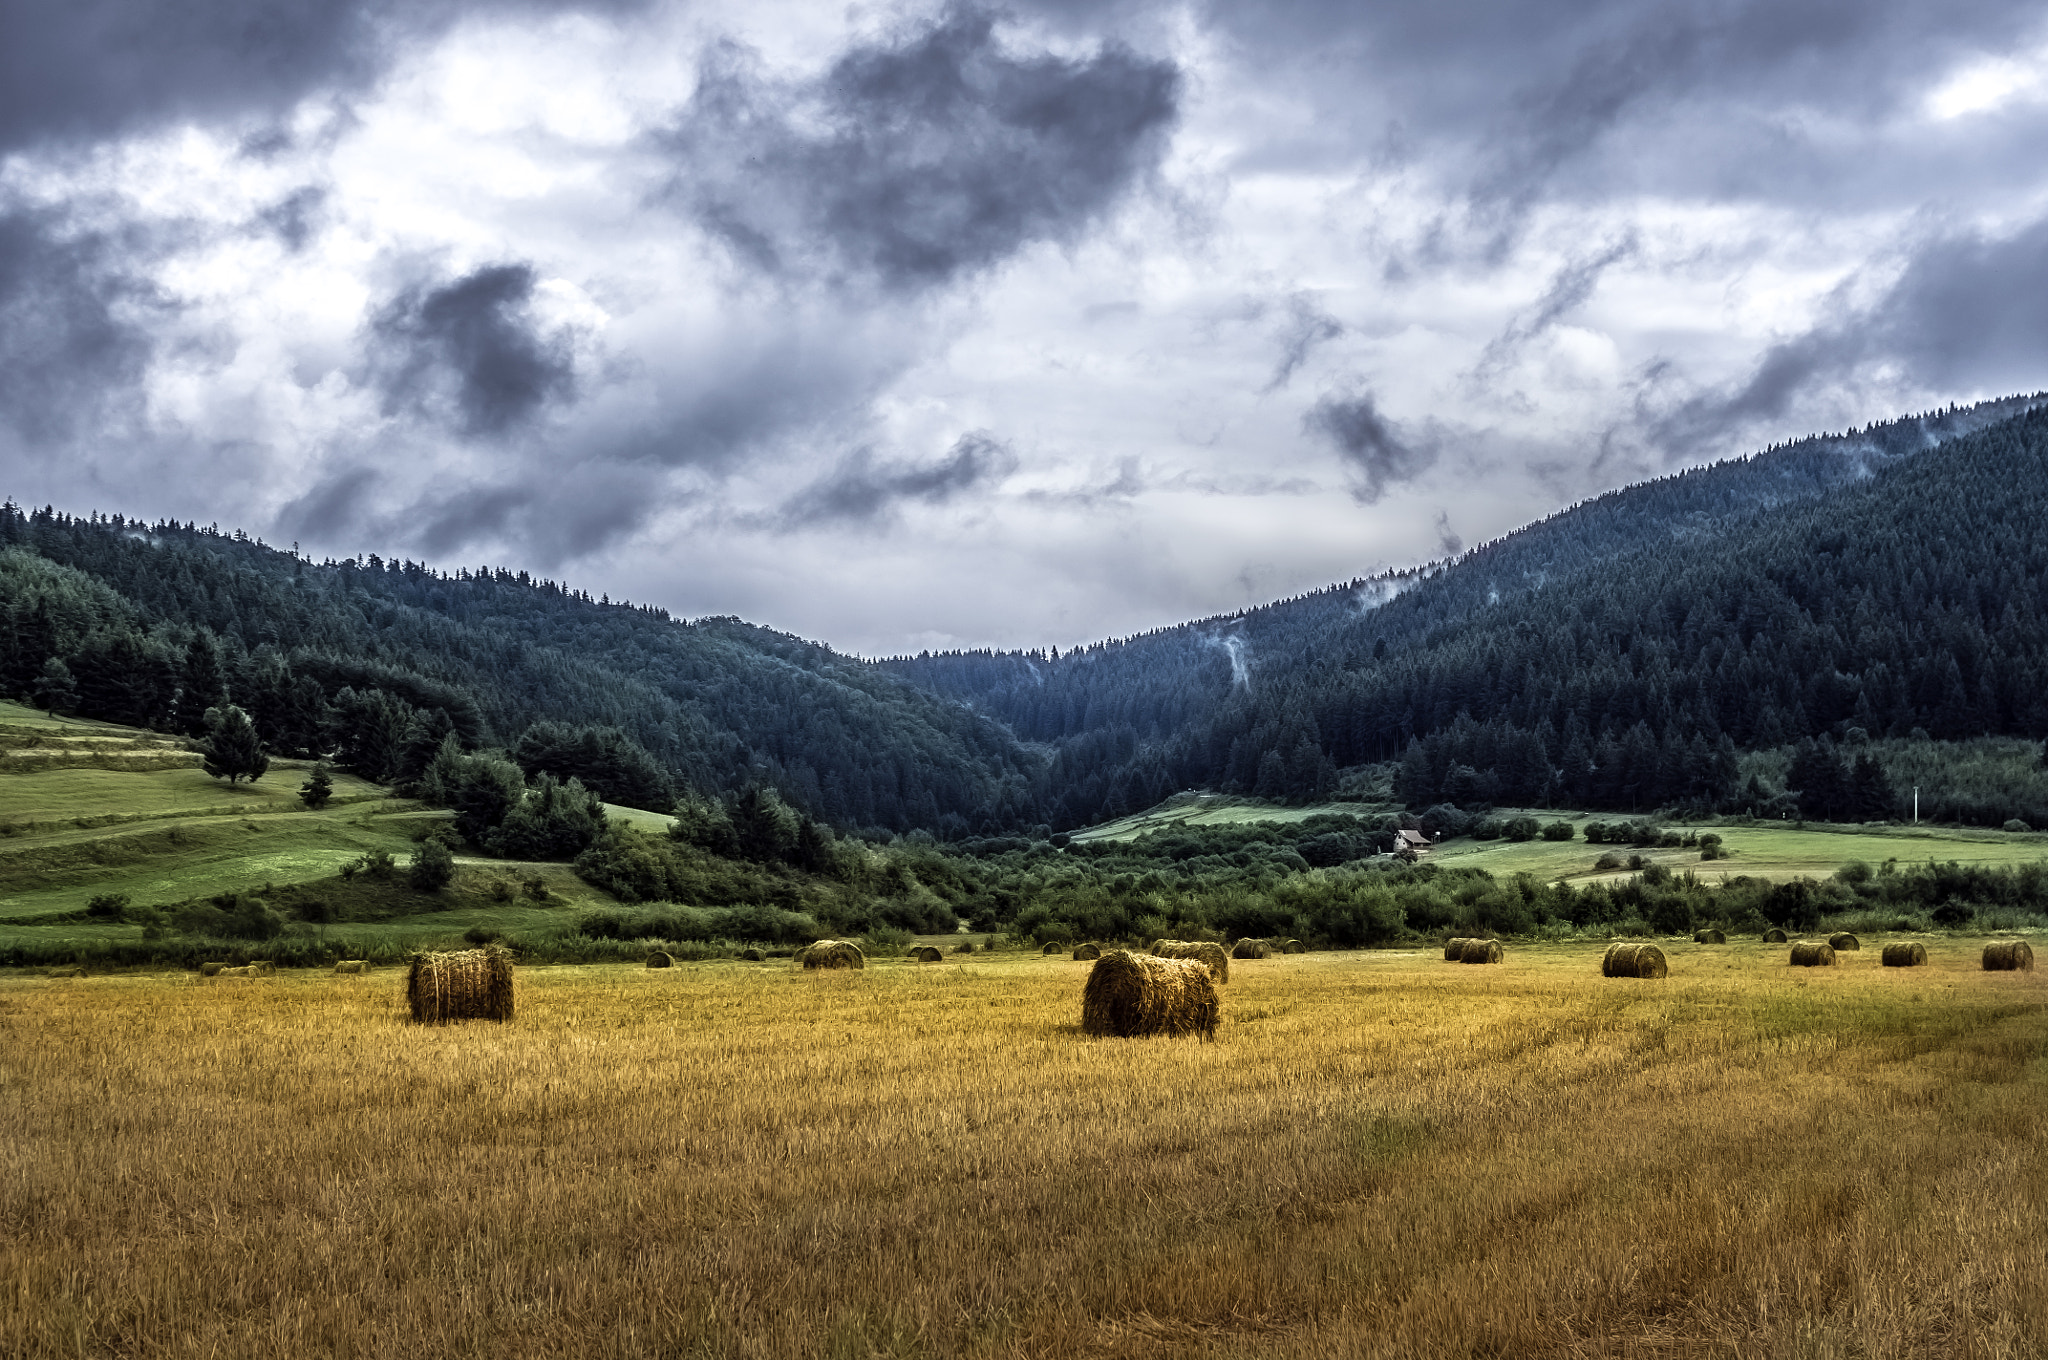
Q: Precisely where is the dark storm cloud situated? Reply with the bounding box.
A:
[1159,0,2042,224]
[666,7,1180,291]
[1644,215,2048,461]
[0,0,658,152]
[1304,391,1436,504]
[777,432,1018,527]
[1473,235,1635,378]
[278,467,380,541]
[1264,294,1344,392]
[369,263,575,438]
[257,186,328,252]
[0,209,161,445]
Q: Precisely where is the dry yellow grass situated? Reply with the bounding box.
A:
[3,942,2045,1358]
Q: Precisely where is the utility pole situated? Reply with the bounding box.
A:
[1913,786,1919,824]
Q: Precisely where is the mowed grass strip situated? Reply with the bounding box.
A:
[3,945,2043,1359]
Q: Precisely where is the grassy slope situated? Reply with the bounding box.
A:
[5,946,2043,1358]
[0,703,628,956]
[1075,793,2048,884]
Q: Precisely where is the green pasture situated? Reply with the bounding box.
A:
[1072,792,1390,842]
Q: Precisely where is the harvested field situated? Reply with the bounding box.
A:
[4,942,2044,1359]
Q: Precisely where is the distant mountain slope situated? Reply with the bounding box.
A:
[886,394,2048,826]
[0,511,1038,834]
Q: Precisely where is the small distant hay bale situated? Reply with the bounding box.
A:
[911,945,943,962]
[1081,949,1219,1040]
[46,966,83,978]
[199,962,227,977]
[1693,928,1725,944]
[1982,940,2036,972]
[645,951,673,969]
[334,959,367,974]
[1151,939,1229,983]
[1280,938,1305,954]
[1828,932,1860,951]
[247,961,276,976]
[1790,941,1836,967]
[1602,942,1668,978]
[797,939,865,970]
[1763,928,1788,944]
[1042,941,1062,955]
[1443,937,1475,960]
[1231,938,1271,960]
[1458,938,1504,965]
[406,945,515,1023]
[741,947,765,961]
[1072,942,1101,961]
[1881,942,1928,968]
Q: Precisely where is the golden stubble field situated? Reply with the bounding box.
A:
[3,943,2044,1359]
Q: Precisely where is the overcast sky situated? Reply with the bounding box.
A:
[3,0,2047,654]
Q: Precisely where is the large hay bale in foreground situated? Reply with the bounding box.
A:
[1602,942,1668,978]
[1790,941,1836,967]
[1042,941,1062,956]
[1151,939,1229,983]
[1763,928,1788,944]
[1443,937,1475,961]
[334,959,367,975]
[645,951,673,969]
[797,939,865,970]
[199,962,227,977]
[1881,942,1928,967]
[1982,940,2036,972]
[911,945,943,962]
[1231,938,1271,960]
[1081,950,1220,1040]
[1694,928,1725,944]
[1828,932,1860,952]
[406,945,515,1023]
[1458,938,1504,964]
[1072,942,1101,961]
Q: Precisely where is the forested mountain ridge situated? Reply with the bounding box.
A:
[7,391,2048,839]
[887,393,2048,827]
[0,510,1038,833]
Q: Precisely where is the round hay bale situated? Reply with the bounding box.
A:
[1081,949,1220,1040]
[1150,939,1229,983]
[334,959,367,975]
[645,951,673,969]
[1281,938,1305,954]
[1072,942,1101,961]
[1982,940,2036,972]
[1763,928,1788,944]
[1827,932,1860,952]
[1790,941,1836,967]
[1458,938,1504,964]
[741,947,766,961]
[1443,937,1474,961]
[1231,938,1271,960]
[199,961,227,977]
[797,939,865,970]
[407,944,516,1023]
[1042,941,1062,955]
[911,945,943,962]
[46,966,83,978]
[1693,928,1725,944]
[1880,941,1928,967]
[1601,942,1668,978]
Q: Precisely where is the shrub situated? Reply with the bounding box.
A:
[409,838,455,892]
[1540,821,1575,842]
[464,925,503,945]
[85,893,130,920]
[2003,818,2031,833]
[1502,815,1542,843]
[1594,852,1623,871]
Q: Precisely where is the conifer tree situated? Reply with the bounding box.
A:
[200,705,269,784]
